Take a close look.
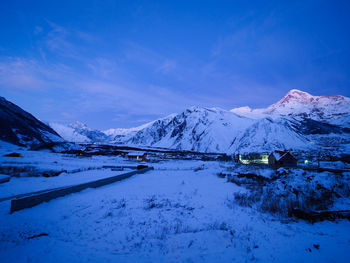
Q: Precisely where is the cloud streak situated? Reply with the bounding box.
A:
[1,2,349,129]
[0,57,49,91]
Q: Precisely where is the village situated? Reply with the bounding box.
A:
[64,142,350,172]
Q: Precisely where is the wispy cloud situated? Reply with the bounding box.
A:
[5,16,343,129]
[0,57,49,91]
[33,26,43,35]
[156,59,177,74]
[0,19,295,126]
[86,58,119,78]
[45,22,72,53]
[122,42,179,75]
[40,21,97,61]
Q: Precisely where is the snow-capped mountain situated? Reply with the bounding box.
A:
[45,89,350,154]
[117,107,255,153]
[230,89,350,126]
[229,117,313,153]
[0,96,63,147]
[107,89,349,153]
[104,116,175,143]
[110,106,328,153]
[49,121,108,143]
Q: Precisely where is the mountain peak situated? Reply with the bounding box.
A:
[69,121,88,130]
[274,89,350,108]
[279,89,313,102]
[230,106,252,113]
[185,106,228,115]
[268,89,315,110]
[285,89,311,96]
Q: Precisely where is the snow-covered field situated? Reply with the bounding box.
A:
[0,168,134,200]
[0,142,134,200]
[0,150,349,263]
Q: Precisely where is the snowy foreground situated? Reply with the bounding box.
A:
[0,150,349,262]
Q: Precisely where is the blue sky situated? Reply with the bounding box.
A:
[0,0,349,129]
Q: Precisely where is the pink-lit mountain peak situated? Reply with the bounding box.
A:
[230,89,350,124]
[269,89,349,109]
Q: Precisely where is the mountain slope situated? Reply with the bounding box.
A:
[0,97,63,146]
[228,117,313,153]
[44,89,350,154]
[108,90,349,153]
[116,107,319,153]
[120,107,254,152]
[49,121,108,143]
[104,116,176,143]
[230,89,350,126]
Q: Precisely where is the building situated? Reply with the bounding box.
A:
[127,152,149,162]
[238,153,269,165]
[268,150,297,168]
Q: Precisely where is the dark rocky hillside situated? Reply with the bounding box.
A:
[0,96,63,147]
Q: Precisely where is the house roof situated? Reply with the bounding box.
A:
[271,150,289,161]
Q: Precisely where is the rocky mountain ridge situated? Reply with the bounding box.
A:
[0,96,63,147]
[2,89,347,153]
[49,89,350,153]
